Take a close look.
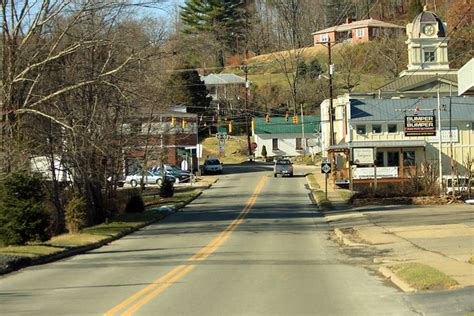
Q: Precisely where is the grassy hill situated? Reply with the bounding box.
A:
[200,135,250,163]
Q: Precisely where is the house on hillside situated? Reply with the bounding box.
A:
[312,18,404,44]
[201,73,247,102]
[122,105,198,174]
[252,116,321,158]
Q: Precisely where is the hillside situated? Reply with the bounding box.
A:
[200,135,250,163]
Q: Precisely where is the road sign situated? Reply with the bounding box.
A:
[321,163,331,174]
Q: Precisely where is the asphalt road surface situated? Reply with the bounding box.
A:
[0,163,452,315]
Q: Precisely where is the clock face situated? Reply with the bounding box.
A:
[423,24,435,36]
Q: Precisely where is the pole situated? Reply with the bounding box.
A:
[325,173,328,199]
[244,66,252,160]
[437,88,443,193]
[300,103,305,156]
[328,42,335,147]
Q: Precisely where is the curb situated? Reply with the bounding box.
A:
[334,228,365,247]
[379,266,416,293]
[0,182,215,276]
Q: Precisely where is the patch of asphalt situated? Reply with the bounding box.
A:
[0,181,216,276]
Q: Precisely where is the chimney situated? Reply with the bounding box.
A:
[345,18,354,24]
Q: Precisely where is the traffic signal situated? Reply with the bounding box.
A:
[228,121,233,133]
[251,118,255,130]
[265,115,270,123]
[285,112,289,122]
[171,115,176,126]
[293,115,298,124]
[182,119,187,128]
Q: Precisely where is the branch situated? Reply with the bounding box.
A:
[15,108,74,131]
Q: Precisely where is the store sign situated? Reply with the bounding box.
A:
[353,148,374,164]
[427,127,459,143]
[353,167,398,179]
[405,115,436,136]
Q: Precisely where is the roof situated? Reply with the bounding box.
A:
[254,116,320,135]
[312,18,404,35]
[201,73,246,86]
[378,74,458,92]
[329,140,427,150]
[349,97,474,122]
[411,10,447,38]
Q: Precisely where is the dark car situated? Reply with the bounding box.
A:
[164,165,192,183]
[274,159,293,177]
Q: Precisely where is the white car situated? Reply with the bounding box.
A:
[203,157,223,174]
[125,171,167,187]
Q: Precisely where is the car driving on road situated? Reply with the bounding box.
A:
[203,157,223,174]
[274,159,293,177]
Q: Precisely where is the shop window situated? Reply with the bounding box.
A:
[356,125,366,135]
[387,151,400,167]
[272,138,279,150]
[372,124,382,134]
[296,138,302,150]
[403,151,416,166]
[388,124,398,133]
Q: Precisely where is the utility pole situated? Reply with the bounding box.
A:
[437,88,443,193]
[300,104,305,156]
[243,65,252,159]
[328,42,335,147]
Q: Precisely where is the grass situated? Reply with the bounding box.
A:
[391,263,459,290]
[306,174,320,189]
[337,189,354,203]
[314,191,333,211]
[0,245,62,258]
[0,184,208,259]
[201,136,249,163]
[469,255,474,264]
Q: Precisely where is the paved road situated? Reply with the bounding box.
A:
[1,163,427,315]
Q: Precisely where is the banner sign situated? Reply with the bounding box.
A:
[353,167,398,179]
[405,115,436,136]
[353,148,374,165]
[427,127,459,143]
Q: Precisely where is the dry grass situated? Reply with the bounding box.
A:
[391,263,458,290]
[469,255,474,264]
[0,245,62,258]
[306,174,320,190]
[50,234,105,246]
[201,136,249,163]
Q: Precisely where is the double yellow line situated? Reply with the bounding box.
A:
[105,176,268,316]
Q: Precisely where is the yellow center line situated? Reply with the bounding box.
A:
[105,176,267,315]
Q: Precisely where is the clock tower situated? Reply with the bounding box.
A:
[401,7,453,76]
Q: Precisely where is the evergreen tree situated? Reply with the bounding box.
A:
[408,0,424,20]
[296,60,308,78]
[309,59,323,79]
[180,0,247,65]
[169,67,212,118]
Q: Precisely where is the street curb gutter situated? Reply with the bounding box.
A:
[333,228,365,247]
[0,181,216,276]
[379,266,416,293]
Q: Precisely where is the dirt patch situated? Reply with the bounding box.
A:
[353,196,460,207]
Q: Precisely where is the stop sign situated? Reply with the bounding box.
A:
[251,142,257,152]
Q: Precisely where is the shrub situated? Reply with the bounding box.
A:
[160,179,174,198]
[261,145,267,158]
[125,195,145,213]
[65,197,87,233]
[0,172,51,245]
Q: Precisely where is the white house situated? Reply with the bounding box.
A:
[252,115,321,158]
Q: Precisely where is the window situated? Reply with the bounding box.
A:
[375,152,384,167]
[388,124,398,133]
[320,33,329,42]
[403,151,416,167]
[356,28,365,37]
[372,124,382,134]
[296,138,302,150]
[131,123,141,135]
[471,122,474,131]
[424,50,435,62]
[356,125,366,135]
[272,138,279,150]
[387,152,400,167]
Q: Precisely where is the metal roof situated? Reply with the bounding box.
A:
[201,73,246,85]
[329,140,427,150]
[378,74,458,92]
[350,97,474,122]
[312,18,403,35]
[254,116,320,135]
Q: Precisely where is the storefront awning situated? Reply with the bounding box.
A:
[329,140,427,150]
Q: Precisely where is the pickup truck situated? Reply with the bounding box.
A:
[274,159,293,177]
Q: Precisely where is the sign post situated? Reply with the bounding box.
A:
[321,162,332,199]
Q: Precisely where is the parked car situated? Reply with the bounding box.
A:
[203,157,223,174]
[164,165,192,183]
[274,159,293,177]
[443,176,473,194]
[125,170,175,187]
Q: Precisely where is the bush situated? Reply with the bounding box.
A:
[0,172,51,245]
[160,179,174,198]
[65,197,87,233]
[125,195,145,213]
